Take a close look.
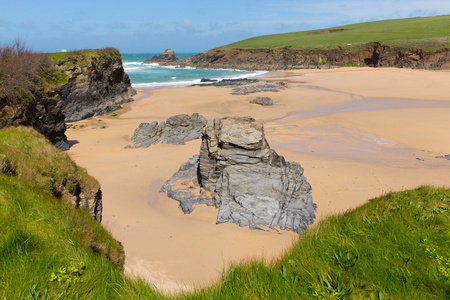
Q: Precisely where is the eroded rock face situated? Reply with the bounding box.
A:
[57,53,134,122]
[126,113,208,148]
[0,91,69,150]
[162,116,316,233]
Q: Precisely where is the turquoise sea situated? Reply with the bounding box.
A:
[122,53,266,88]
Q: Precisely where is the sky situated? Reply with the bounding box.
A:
[1,0,449,54]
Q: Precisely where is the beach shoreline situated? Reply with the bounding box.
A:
[66,67,450,292]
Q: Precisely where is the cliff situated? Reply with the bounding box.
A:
[181,43,450,70]
[0,44,70,150]
[0,88,69,150]
[0,46,134,150]
[50,48,135,122]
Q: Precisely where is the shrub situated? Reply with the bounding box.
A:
[0,40,52,104]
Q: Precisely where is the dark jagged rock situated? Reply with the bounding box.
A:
[56,51,134,122]
[126,113,208,148]
[162,116,316,233]
[250,97,274,106]
[143,48,180,65]
[231,81,286,95]
[212,78,258,87]
[435,154,450,160]
[200,78,218,83]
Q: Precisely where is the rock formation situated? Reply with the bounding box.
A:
[250,97,274,106]
[126,113,207,148]
[55,49,135,122]
[143,48,180,65]
[161,116,316,233]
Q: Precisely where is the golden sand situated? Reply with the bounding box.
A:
[66,67,450,292]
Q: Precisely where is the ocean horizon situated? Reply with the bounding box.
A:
[122,53,267,88]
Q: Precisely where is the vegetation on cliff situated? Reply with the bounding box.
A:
[0,43,133,149]
[1,127,448,299]
[220,15,450,52]
[0,41,61,104]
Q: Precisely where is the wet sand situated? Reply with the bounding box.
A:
[66,67,450,292]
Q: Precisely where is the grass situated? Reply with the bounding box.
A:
[1,127,449,299]
[47,47,121,64]
[180,186,450,299]
[219,15,450,52]
[0,127,98,200]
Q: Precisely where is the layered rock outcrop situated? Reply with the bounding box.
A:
[143,48,180,65]
[55,50,134,122]
[180,43,450,70]
[126,113,207,148]
[162,117,316,233]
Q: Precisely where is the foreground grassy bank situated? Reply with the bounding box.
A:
[220,15,450,52]
[1,127,449,299]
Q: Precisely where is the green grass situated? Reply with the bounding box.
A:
[181,186,450,299]
[47,48,121,64]
[0,127,144,299]
[1,127,449,299]
[219,15,450,52]
[0,127,99,200]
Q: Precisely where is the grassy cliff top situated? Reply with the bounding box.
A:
[47,47,121,64]
[219,15,450,52]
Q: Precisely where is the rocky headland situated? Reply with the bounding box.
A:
[161,116,316,233]
[178,44,450,70]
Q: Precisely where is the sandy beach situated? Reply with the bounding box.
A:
[66,67,450,293]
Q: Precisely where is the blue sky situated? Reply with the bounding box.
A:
[1,0,449,53]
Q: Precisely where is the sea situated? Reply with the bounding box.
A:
[122,53,267,88]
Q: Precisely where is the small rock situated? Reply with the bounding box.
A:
[250,97,273,106]
[435,154,450,160]
[200,78,218,83]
